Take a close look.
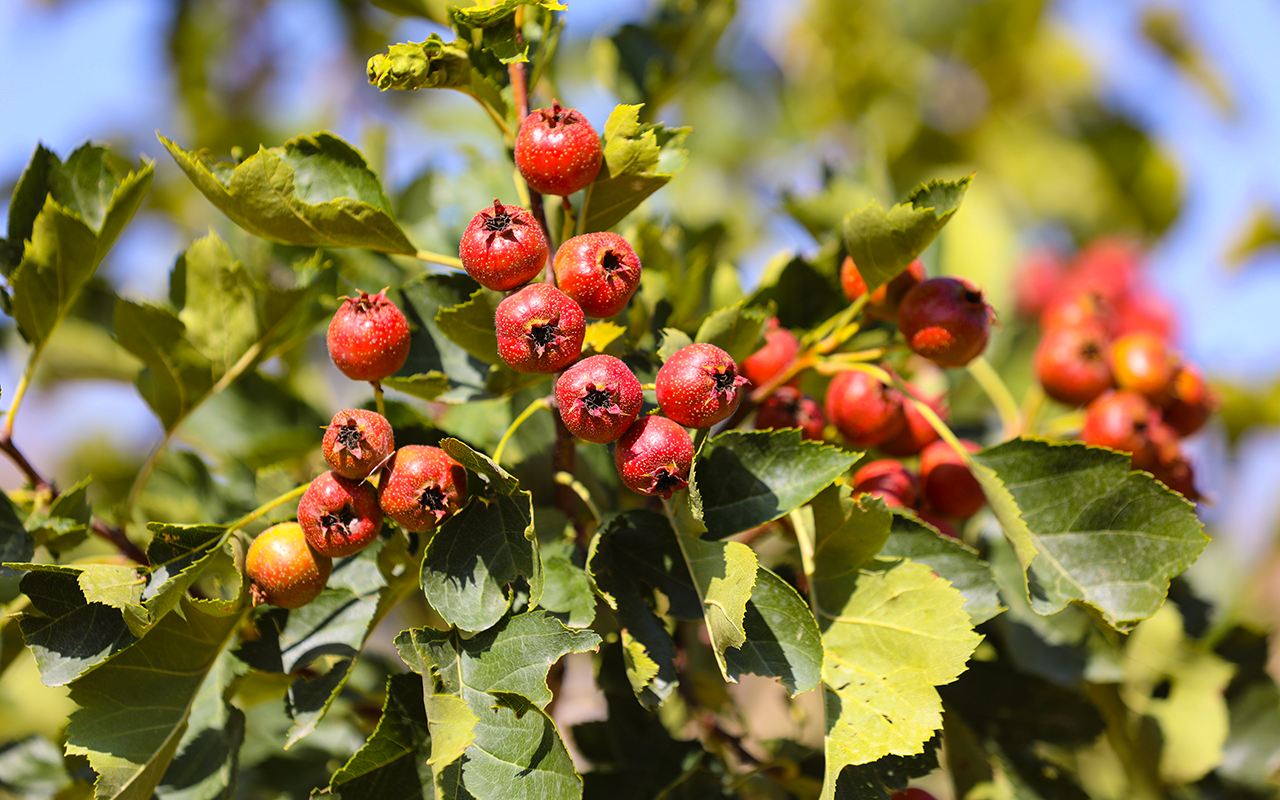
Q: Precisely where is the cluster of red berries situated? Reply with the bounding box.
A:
[1017,238,1215,499]
[246,291,467,609]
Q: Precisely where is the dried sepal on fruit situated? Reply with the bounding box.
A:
[378,445,468,533]
[655,343,749,429]
[321,408,395,480]
[327,288,412,382]
[298,471,384,558]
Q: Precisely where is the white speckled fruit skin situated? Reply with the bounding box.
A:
[377,445,468,533]
[458,201,549,291]
[555,354,643,443]
[494,283,586,373]
[654,343,744,428]
[553,233,642,318]
[326,291,411,382]
[322,408,395,480]
[297,471,384,558]
[514,103,603,197]
[246,522,332,609]
[614,416,694,498]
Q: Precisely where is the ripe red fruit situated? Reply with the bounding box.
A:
[1082,391,1159,470]
[1065,236,1140,306]
[890,789,939,800]
[552,232,642,318]
[920,439,985,519]
[852,459,919,509]
[555,355,643,443]
[655,343,749,428]
[458,199,549,291]
[754,386,825,440]
[741,320,801,388]
[1116,288,1177,342]
[298,471,384,558]
[1040,291,1117,336]
[1163,363,1216,437]
[1014,248,1067,319]
[1111,331,1176,402]
[916,508,960,540]
[841,257,927,320]
[327,289,411,382]
[1034,322,1113,407]
[378,445,468,533]
[322,409,395,480]
[514,100,603,197]
[614,416,695,498]
[823,369,907,447]
[494,283,586,373]
[878,385,944,457]
[897,277,994,367]
[246,522,332,609]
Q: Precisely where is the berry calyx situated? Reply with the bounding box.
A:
[321,409,395,480]
[246,522,332,609]
[297,471,384,558]
[1082,390,1159,470]
[326,289,412,382]
[553,232,643,318]
[1111,331,1175,402]
[495,283,586,373]
[378,445,467,533]
[897,277,994,368]
[919,439,985,519]
[823,369,907,447]
[555,354,643,443]
[514,100,603,197]
[841,257,926,320]
[1034,321,1113,407]
[614,416,695,498]
[741,319,801,388]
[754,386,825,440]
[852,459,919,509]
[459,199,549,291]
[655,343,749,428]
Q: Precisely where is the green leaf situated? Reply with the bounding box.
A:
[154,645,246,800]
[828,735,941,799]
[390,275,494,402]
[1220,681,1280,789]
[114,298,215,431]
[882,514,1005,625]
[329,673,431,799]
[14,567,138,686]
[748,252,847,331]
[435,287,503,364]
[723,566,822,696]
[64,596,244,800]
[449,0,565,64]
[539,540,596,629]
[0,735,75,799]
[439,437,519,494]
[695,429,860,540]
[970,438,1209,631]
[656,327,693,362]
[0,491,34,579]
[841,175,971,291]
[420,490,543,632]
[1,144,57,276]
[580,105,690,233]
[159,132,415,254]
[583,320,625,354]
[142,523,229,627]
[694,300,770,364]
[6,144,153,348]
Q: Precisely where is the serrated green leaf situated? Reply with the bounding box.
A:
[170,235,258,368]
[439,437,519,494]
[14,567,137,686]
[582,320,625,354]
[970,438,1209,630]
[154,644,246,800]
[142,523,228,629]
[656,327,693,361]
[580,105,690,233]
[748,253,847,331]
[723,566,822,696]
[828,735,942,799]
[0,491,34,579]
[1,144,57,276]
[882,514,1005,625]
[390,275,494,403]
[114,298,216,431]
[696,429,860,540]
[0,734,75,799]
[64,596,244,800]
[330,673,432,799]
[420,491,543,632]
[159,132,414,254]
[449,0,565,64]
[694,300,770,364]
[538,540,595,629]
[436,288,503,364]
[842,176,971,291]
[367,35,479,91]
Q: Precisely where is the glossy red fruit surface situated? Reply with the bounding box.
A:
[897,277,994,367]
[458,199,549,291]
[1034,321,1113,407]
[614,416,695,498]
[553,232,642,318]
[841,257,926,320]
[754,386,825,440]
[495,283,586,373]
[1111,332,1175,402]
[322,409,395,480]
[298,472,383,558]
[514,100,603,197]
[852,459,919,509]
[326,289,411,382]
[378,445,468,533]
[1014,248,1067,319]
[1082,390,1158,470]
[555,355,643,443]
[824,369,907,447]
[246,522,332,609]
[1163,363,1215,437]
[878,386,944,457]
[920,439,985,519]
[655,343,749,429]
[741,320,801,388]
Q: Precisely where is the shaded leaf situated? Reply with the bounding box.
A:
[329,673,431,800]
[0,735,75,800]
[154,645,247,800]
[580,105,690,233]
[436,287,503,365]
[830,734,941,800]
[723,566,823,696]
[0,491,34,579]
[439,437,519,495]
[842,176,971,291]
[539,540,596,629]
[694,300,770,364]
[14,567,137,686]
[882,514,1004,625]
[390,275,494,403]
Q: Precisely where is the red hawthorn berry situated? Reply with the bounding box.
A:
[1082,390,1159,470]
[1116,288,1177,342]
[1014,248,1067,319]
[823,369,907,447]
[246,522,332,609]
[841,257,927,320]
[514,100,603,197]
[614,416,695,499]
[1034,321,1114,407]
[1040,291,1117,336]
[552,232,642,318]
[555,355,643,443]
[378,445,468,533]
[458,199,549,291]
[298,471,384,558]
[897,277,994,368]
[741,319,801,388]
[327,289,411,382]
[915,508,960,540]
[1162,363,1216,437]
[878,386,945,457]
[322,409,395,480]
[495,283,586,373]
[754,386,825,440]
[920,439,985,519]
[655,343,750,429]
[1111,332,1176,403]
[1065,236,1141,306]
[890,789,939,800]
[852,459,919,509]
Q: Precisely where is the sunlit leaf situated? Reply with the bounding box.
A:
[842,176,971,291]
[580,105,690,233]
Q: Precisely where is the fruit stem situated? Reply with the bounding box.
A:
[966,356,1022,439]
[414,250,465,270]
[371,381,386,418]
[493,396,551,465]
[554,471,600,524]
[228,481,311,533]
[1020,381,1045,434]
[1,352,37,439]
[889,374,968,456]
